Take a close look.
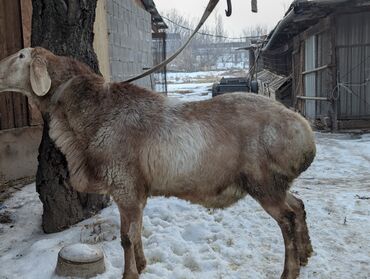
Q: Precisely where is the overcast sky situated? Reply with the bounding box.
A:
[155,0,294,37]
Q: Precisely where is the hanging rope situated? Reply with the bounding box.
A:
[123,0,223,83]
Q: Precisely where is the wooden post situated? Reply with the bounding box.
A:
[249,48,256,79]
[330,15,338,131]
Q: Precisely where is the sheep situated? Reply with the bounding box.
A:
[0,47,316,279]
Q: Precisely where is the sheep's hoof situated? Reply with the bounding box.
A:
[280,268,300,279]
[306,243,314,256]
[136,258,147,274]
[300,243,313,266]
[300,256,308,266]
[122,272,139,279]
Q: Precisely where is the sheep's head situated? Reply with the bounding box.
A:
[0,47,51,98]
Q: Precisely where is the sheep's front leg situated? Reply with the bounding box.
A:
[117,204,144,279]
[134,216,146,273]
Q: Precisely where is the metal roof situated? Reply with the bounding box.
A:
[141,0,168,30]
[263,0,370,51]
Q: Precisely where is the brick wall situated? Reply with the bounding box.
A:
[106,0,153,88]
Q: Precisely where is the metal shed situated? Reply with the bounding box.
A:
[261,0,370,130]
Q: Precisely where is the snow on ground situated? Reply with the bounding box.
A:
[166,71,228,84]
[0,72,369,279]
[167,82,213,102]
[166,70,247,84]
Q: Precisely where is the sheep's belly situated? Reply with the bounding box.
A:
[150,173,248,209]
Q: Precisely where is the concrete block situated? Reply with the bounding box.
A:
[113,2,118,18]
[106,0,113,14]
[108,44,114,59]
[113,33,120,46]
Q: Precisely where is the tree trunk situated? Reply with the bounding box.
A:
[32,0,109,233]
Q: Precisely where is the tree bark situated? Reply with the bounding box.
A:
[32,0,109,233]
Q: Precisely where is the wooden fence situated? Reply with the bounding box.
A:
[0,0,35,130]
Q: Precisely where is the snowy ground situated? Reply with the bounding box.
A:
[0,72,369,279]
[166,70,230,84]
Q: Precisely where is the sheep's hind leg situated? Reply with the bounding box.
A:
[117,204,144,279]
[256,196,300,279]
[286,193,313,266]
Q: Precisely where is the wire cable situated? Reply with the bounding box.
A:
[162,15,265,41]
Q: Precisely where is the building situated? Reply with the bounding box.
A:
[191,41,249,71]
[97,0,167,88]
[0,0,167,187]
[256,0,370,130]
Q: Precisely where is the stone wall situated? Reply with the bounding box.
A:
[106,0,153,88]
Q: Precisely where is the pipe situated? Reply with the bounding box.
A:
[261,8,295,52]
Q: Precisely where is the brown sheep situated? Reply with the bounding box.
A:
[0,47,316,279]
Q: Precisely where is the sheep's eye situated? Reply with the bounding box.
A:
[19,53,25,59]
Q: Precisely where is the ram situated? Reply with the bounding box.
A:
[0,47,316,279]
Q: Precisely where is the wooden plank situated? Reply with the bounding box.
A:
[20,0,32,47]
[299,41,305,113]
[302,64,330,75]
[300,16,331,41]
[0,0,16,130]
[12,94,23,128]
[0,0,30,130]
[296,96,330,101]
[20,0,34,125]
[0,1,7,58]
[0,93,15,130]
[0,1,8,129]
[5,0,28,128]
[4,0,22,54]
[338,119,370,130]
[12,93,29,128]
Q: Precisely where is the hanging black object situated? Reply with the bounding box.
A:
[225,0,232,16]
[251,0,258,13]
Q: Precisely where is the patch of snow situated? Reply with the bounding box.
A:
[166,71,227,84]
[167,82,212,102]
[59,243,103,263]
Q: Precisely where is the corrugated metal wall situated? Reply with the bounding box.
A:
[336,11,370,120]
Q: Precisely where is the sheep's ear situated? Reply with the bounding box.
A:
[30,57,51,96]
